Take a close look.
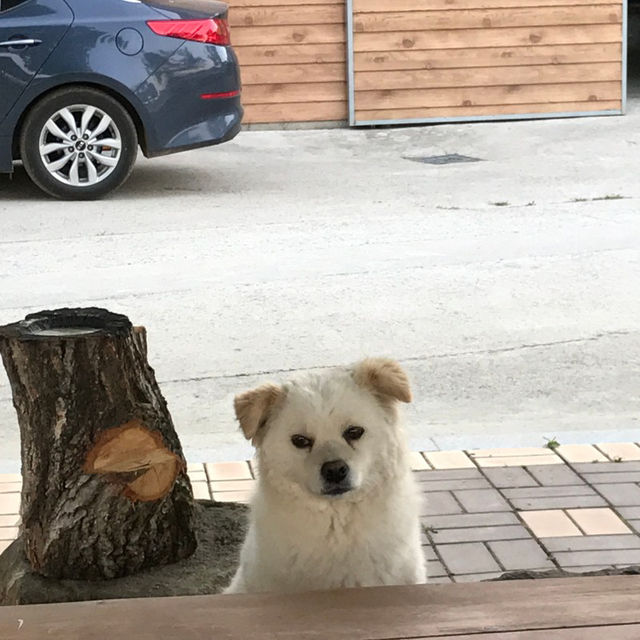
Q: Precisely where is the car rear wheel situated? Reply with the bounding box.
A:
[20,87,138,200]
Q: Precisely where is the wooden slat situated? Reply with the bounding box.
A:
[354,0,620,10]
[354,62,620,90]
[2,577,640,640]
[243,81,345,104]
[235,43,346,65]
[354,43,621,70]
[229,0,342,6]
[353,24,622,51]
[229,5,344,27]
[353,6,622,33]
[349,0,622,125]
[244,101,348,123]
[228,2,346,125]
[356,99,621,120]
[355,81,621,109]
[233,23,344,46]
[242,62,346,84]
[441,626,640,639]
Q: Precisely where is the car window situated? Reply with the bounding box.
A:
[0,0,30,12]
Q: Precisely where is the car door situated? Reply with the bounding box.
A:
[0,0,73,122]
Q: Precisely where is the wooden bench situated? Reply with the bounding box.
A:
[1,575,640,639]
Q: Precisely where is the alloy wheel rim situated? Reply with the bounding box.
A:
[38,104,122,187]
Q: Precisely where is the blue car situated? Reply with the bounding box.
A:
[0,0,242,199]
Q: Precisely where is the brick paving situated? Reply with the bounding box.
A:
[3,442,640,581]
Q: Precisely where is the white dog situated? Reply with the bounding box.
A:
[225,357,426,594]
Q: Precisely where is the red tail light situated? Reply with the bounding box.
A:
[201,90,240,100]
[147,18,230,45]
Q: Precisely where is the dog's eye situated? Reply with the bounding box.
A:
[343,426,365,442]
[291,434,313,449]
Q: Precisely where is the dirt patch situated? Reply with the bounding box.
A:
[0,501,247,606]
[493,566,640,581]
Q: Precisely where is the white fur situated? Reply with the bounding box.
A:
[225,363,426,594]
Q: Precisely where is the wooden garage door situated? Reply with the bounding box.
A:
[347,0,625,125]
[228,0,348,124]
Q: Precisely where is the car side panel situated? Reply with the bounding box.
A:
[143,0,229,20]
[1,0,243,171]
[0,0,74,172]
[0,0,74,123]
[0,0,184,168]
[135,40,242,155]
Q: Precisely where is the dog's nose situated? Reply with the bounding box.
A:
[321,459,349,484]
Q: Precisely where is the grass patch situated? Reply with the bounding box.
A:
[544,437,560,450]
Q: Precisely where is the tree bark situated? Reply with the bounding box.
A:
[0,308,197,580]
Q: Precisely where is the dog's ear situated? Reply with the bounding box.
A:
[234,383,283,443]
[352,358,412,403]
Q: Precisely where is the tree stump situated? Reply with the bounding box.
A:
[0,308,197,580]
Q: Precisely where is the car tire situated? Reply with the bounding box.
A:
[20,87,138,200]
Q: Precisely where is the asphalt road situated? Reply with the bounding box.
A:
[1,105,639,470]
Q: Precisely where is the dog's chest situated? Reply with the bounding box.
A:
[274,507,406,587]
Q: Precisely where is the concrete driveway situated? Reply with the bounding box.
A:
[1,103,639,470]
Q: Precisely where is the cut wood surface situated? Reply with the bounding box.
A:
[1,576,640,639]
[83,419,182,501]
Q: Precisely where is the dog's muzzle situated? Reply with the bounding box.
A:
[320,459,352,496]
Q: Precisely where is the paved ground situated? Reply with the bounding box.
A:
[4,443,640,582]
[1,99,639,470]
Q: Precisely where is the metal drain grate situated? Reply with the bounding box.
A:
[406,153,482,165]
